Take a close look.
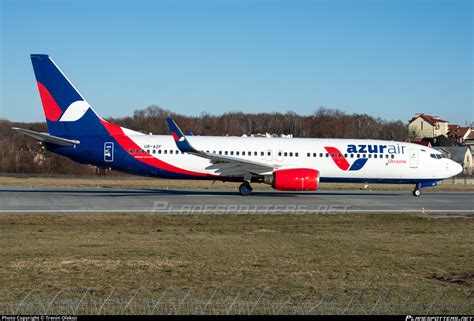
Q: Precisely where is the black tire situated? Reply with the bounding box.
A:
[239,182,253,196]
[412,189,421,197]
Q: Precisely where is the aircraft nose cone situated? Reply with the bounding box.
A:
[452,161,463,176]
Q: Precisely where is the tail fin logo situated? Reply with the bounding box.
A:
[59,100,90,122]
[36,81,90,123]
[37,81,63,122]
[324,147,368,171]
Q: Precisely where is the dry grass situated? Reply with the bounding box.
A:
[0,213,472,295]
[0,175,473,191]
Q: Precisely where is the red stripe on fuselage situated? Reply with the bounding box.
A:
[324,147,350,171]
[36,81,63,122]
[100,119,212,177]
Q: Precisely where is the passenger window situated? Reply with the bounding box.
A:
[368,154,371,158]
[319,153,323,157]
[147,150,150,154]
[236,151,239,156]
[385,154,389,159]
[261,152,264,156]
[254,151,257,156]
[289,152,293,157]
[225,151,228,155]
[350,154,354,158]
[362,154,366,158]
[391,155,394,159]
[164,150,167,154]
[284,152,288,157]
[374,154,377,159]
[219,151,222,155]
[141,150,145,154]
[357,154,360,158]
[338,154,342,158]
[344,154,348,158]
[307,153,310,157]
[231,151,234,155]
[135,149,139,154]
[295,152,299,157]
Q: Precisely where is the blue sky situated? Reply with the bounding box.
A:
[1,0,472,124]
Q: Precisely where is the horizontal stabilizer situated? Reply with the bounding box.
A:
[12,127,80,147]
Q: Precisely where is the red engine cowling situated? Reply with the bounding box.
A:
[272,168,320,191]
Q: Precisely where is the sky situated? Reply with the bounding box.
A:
[0,0,472,125]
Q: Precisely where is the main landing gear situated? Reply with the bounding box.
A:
[239,182,253,196]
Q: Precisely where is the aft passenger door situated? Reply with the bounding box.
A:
[409,149,418,168]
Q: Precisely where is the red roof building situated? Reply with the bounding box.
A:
[408,113,449,139]
[448,127,472,143]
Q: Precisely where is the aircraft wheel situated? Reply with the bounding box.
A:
[239,182,253,196]
[412,189,421,197]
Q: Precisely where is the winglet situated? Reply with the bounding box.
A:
[166,118,197,153]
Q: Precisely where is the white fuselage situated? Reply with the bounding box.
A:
[124,134,462,182]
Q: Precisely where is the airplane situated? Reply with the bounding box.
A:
[13,54,463,197]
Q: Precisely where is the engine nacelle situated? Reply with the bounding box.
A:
[266,168,320,191]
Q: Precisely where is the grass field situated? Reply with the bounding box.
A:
[1,213,472,295]
[1,175,473,191]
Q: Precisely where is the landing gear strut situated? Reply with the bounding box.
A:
[239,182,253,196]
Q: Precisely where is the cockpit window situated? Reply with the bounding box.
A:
[430,153,446,159]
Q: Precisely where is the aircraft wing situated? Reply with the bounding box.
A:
[166,118,277,177]
[12,127,80,147]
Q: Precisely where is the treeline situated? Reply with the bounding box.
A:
[0,107,407,175]
[111,106,407,139]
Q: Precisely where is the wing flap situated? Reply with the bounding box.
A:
[166,118,277,176]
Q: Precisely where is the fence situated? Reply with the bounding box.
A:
[438,177,474,185]
[0,287,472,315]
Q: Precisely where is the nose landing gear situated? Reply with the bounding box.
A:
[412,181,437,197]
[412,188,422,197]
